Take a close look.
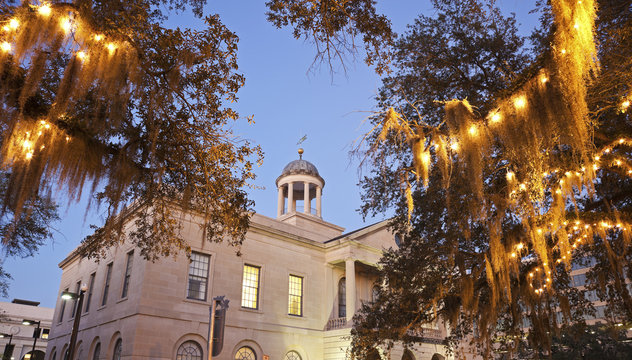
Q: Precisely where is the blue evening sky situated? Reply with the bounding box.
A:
[1,0,538,308]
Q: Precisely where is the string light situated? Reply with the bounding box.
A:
[94,34,103,41]
[540,75,549,84]
[107,43,117,54]
[468,124,478,136]
[450,142,459,151]
[490,112,502,123]
[514,96,527,109]
[506,171,515,181]
[622,100,631,110]
[76,51,87,61]
[38,4,52,17]
[9,18,19,30]
[1,41,11,52]
[60,17,72,33]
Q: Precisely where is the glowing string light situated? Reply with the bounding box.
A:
[514,96,527,109]
[60,18,72,33]
[468,124,477,136]
[9,18,19,30]
[38,4,52,16]
[107,43,117,54]
[1,42,11,52]
[490,112,502,123]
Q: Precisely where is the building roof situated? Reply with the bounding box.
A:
[277,157,325,186]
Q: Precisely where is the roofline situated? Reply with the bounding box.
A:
[324,218,391,243]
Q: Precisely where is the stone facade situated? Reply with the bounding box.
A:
[46,155,450,360]
[0,299,54,360]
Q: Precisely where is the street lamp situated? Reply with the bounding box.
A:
[63,284,88,360]
[22,319,41,360]
[0,333,14,360]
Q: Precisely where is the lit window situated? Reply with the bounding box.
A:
[241,265,260,309]
[235,346,256,360]
[85,272,95,313]
[288,275,303,316]
[187,253,210,300]
[177,340,203,360]
[121,251,134,298]
[41,328,50,339]
[338,277,346,318]
[102,263,113,306]
[284,351,301,360]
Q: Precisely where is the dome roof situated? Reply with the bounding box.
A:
[276,152,325,186]
[281,159,320,177]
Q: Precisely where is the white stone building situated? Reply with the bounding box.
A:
[46,153,450,360]
[0,299,54,360]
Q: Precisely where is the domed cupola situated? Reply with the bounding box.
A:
[276,149,325,219]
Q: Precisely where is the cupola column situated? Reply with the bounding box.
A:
[304,181,310,214]
[316,186,322,218]
[277,185,285,217]
[288,182,294,213]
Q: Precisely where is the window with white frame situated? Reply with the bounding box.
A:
[241,265,260,309]
[187,252,210,300]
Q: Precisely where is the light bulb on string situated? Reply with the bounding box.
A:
[514,96,527,109]
[38,4,52,16]
[9,19,19,30]
[1,41,11,52]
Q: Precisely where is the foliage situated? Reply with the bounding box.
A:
[352,0,632,358]
[548,323,632,359]
[265,0,394,74]
[0,0,262,261]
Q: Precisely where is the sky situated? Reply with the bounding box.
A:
[1,0,539,308]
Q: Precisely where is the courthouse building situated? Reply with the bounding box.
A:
[46,152,450,360]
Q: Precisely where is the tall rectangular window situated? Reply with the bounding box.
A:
[101,263,113,306]
[85,272,96,313]
[187,252,210,300]
[58,287,68,323]
[121,251,134,298]
[241,264,260,309]
[288,275,303,316]
[71,281,81,318]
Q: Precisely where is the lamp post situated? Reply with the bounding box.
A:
[62,284,87,360]
[22,319,41,360]
[0,333,13,360]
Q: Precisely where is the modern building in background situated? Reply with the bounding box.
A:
[0,299,54,360]
[46,152,450,360]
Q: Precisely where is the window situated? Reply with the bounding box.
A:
[101,263,113,306]
[58,288,68,323]
[338,277,346,318]
[241,265,260,309]
[92,343,100,360]
[85,272,96,313]
[234,346,256,360]
[121,251,134,298]
[187,252,210,300]
[288,275,303,316]
[112,339,122,360]
[176,340,203,360]
[51,351,56,360]
[284,351,301,360]
[71,281,81,318]
[41,328,50,339]
[372,285,380,303]
[573,273,587,287]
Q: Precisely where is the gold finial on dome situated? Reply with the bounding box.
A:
[298,148,304,159]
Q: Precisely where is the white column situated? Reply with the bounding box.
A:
[288,182,294,213]
[303,182,310,214]
[345,258,356,321]
[277,185,284,217]
[316,186,322,217]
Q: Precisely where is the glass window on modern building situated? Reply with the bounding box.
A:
[102,263,113,306]
[187,252,210,300]
[241,265,261,309]
[121,250,134,298]
[288,275,303,316]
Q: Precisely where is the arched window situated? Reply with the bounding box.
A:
[50,350,56,360]
[234,346,256,360]
[284,351,301,360]
[338,277,346,318]
[112,339,122,360]
[93,343,101,360]
[402,349,415,360]
[176,340,203,360]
